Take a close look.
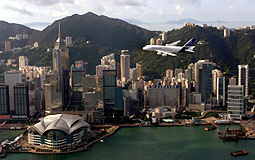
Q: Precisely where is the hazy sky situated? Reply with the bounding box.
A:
[0,0,254,24]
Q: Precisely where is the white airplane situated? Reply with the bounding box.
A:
[142,38,196,57]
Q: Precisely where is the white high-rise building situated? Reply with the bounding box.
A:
[130,68,137,81]
[229,76,236,86]
[19,56,29,69]
[224,29,231,37]
[161,32,167,42]
[212,69,222,95]
[227,85,245,120]
[101,53,115,70]
[238,65,248,97]
[120,50,130,82]
[150,38,155,45]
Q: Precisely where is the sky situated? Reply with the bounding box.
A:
[0,0,254,24]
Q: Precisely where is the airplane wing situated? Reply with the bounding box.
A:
[166,40,181,46]
[156,50,177,57]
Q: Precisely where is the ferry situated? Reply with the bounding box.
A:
[231,150,248,157]
[204,124,216,131]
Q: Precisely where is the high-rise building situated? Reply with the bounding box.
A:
[120,50,130,82]
[150,38,155,45]
[238,65,248,97]
[166,69,174,79]
[0,84,10,117]
[96,65,111,78]
[13,84,29,119]
[217,77,226,106]
[129,68,138,81]
[229,76,236,86]
[65,36,72,47]
[19,56,29,69]
[101,53,116,70]
[161,32,167,42]
[227,85,245,120]
[196,61,212,103]
[224,29,231,37]
[5,41,11,52]
[103,70,123,115]
[156,38,162,45]
[175,69,183,78]
[212,69,222,95]
[187,63,194,81]
[52,21,70,109]
[5,71,23,112]
[136,63,142,80]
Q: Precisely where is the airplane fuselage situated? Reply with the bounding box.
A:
[143,45,182,53]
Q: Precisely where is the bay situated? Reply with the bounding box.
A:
[1,126,254,160]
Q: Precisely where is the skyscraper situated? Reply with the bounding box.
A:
[19,56,29,69]
[229,76,236,86]
[52,21,70,109]
[238,65,248,97]
[216,76,225,106]
[212,69,222,95]
[120,50,130,82]
[0,84,10,117]
[136,63,142,80]
[13,84,29,119]
[196,60,212,103]
[227,85,245,120]
[166,69,173,79]
[5,71,23,112]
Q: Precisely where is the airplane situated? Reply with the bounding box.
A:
[142,38,196,57]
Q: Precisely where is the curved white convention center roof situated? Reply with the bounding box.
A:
[33,114,90,135]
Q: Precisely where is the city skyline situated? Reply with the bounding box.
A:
[0,0,255,25]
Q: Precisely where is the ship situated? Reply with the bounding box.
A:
[231,150,248,157]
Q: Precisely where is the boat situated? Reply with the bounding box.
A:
[204,124,216,131]
[231,150,248,157]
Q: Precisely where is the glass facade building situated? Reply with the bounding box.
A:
[0,84,10,115]
[13,84,29,119]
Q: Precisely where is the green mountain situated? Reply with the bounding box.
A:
[133,26,255,79]
[1,12,156,73]
[0,21,38,49]
[1,13,255,80]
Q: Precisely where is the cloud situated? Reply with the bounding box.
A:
[17,0,74,6]
[104,0,147,7]
[175,4,184,15]
[160,0,200,6]
[6,5,33,16]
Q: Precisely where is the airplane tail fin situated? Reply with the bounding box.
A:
[183,38,196,47]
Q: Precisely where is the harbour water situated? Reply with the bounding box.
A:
[1,126,255,160]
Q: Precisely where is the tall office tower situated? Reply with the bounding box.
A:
[52,21,70,109]
[229,76,236,86]
[5,41,11,52]
[166,69,174,79]
[197,61,212,103]
[227,85,245,120]
[174,69,183,78]
[238,65,248,97]
[65,36,72,47]
[19,56,29,69]
[212,69,222,95]
[136,63,142,80]
[0,84,10,117]
[130,68,138,81]
[116,62,121,80]
[103,70,123,115]
[5,71,23,112]
[120,50,130,82]
[13,84,29,119]
[161,32,167,42]
[150,38,155,45]
[194,60,210,82]
[216,76,226,106]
